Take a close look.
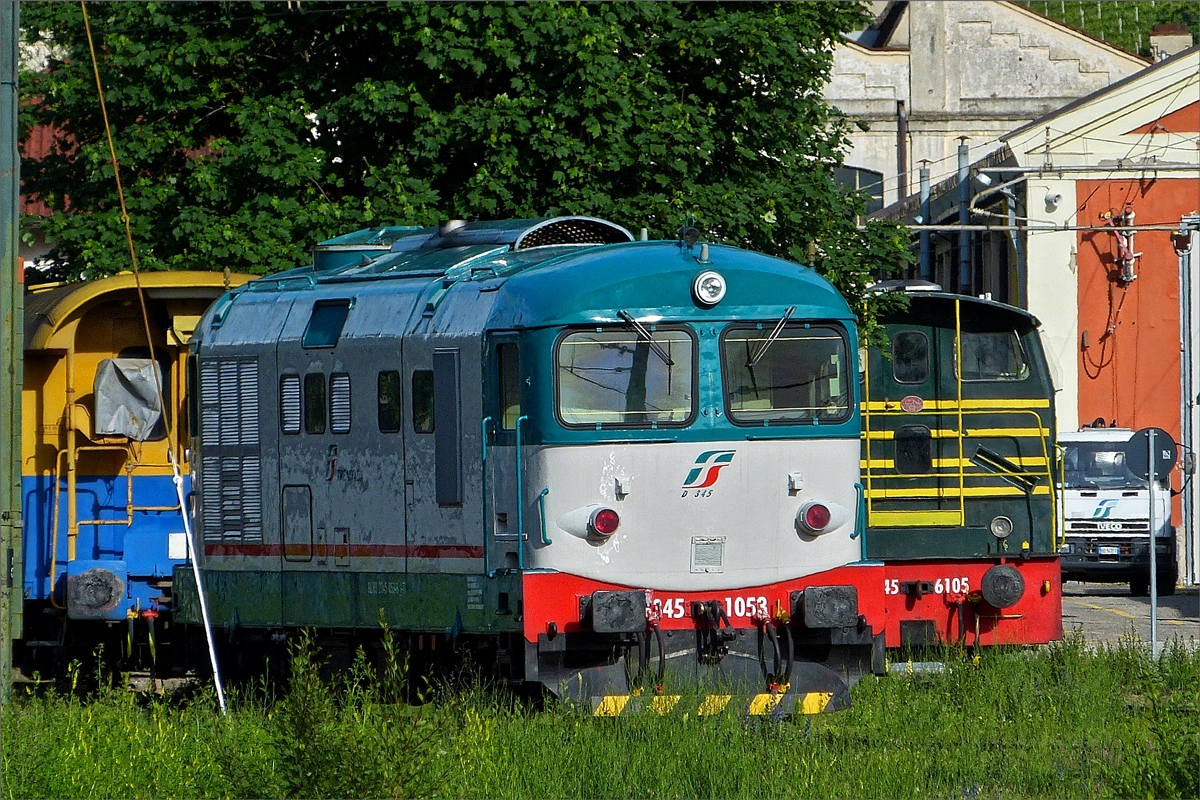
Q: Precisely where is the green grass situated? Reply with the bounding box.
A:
[3,634,1198,799]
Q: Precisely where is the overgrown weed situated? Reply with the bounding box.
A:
[2,631,1197,798]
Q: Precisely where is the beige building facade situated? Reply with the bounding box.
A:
[827,1,1148,208]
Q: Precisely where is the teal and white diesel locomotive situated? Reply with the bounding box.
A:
[176,217,886,712]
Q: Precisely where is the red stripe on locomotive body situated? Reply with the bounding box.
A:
[202,543,483,559]
[521,563,889,644]
[880,557,1062,647]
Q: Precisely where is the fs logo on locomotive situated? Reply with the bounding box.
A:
[681,450,735,497]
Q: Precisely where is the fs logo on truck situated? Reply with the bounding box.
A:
[682,450,736,490]
[1092,498,1120,519]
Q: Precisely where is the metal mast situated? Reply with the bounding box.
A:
[0,0,22,705]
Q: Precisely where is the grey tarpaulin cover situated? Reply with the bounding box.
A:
[93,358,165,441]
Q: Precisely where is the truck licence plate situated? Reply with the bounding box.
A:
[1097,545,1121,556]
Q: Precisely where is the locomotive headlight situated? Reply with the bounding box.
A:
[588,507,621,537]
[692,270,726,306]
[989,515,1014,539]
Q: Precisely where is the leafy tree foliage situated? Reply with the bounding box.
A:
[21,1,907,326]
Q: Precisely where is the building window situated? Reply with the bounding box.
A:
[834,166,884,215]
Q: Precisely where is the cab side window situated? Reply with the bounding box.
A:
[304,372,326,434]
[891,331,929,384]
[412,370,434,433]
[498,343,521,430]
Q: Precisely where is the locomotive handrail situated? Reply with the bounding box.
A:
[861,406,1058,543]
[536,488,552,546]
[481,416,494,578]
[515,415,530,571]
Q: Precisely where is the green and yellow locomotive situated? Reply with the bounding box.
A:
[861,283,1062,649]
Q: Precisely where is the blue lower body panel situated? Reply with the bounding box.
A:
[22,473,190,621]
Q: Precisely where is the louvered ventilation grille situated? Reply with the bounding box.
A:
[330,373,351,434]
[515,218,632,249]
[198,356,262,542]
[280,375,301,434]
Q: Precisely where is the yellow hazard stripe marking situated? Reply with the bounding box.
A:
[868,485,1049,499]
[747,693,783,715]
[800,692,833,715]
[869,509,963,526]
[865,427,1046,440]
[649,695,681,715]
[592,692,836,717]
[594,695,629,716]
[861,456,1048,469]
[697,695,732,716]
[862,399,1049,411]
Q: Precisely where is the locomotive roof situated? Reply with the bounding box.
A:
[878,290,1041,333]
[24,270,255,351]
[210,218,852,337]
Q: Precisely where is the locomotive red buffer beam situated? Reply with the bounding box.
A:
[521,567,889,715]
[881,558,1062,649]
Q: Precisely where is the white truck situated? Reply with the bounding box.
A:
[1059,426,1178,596]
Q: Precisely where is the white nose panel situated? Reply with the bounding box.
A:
[523,439,860,591]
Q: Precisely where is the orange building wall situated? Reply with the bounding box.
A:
[1075,178,1200,509]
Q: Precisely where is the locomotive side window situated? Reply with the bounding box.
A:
[498,343,521,430]
[957,331,1028,382]
[556,328,695,428]
[302,299,352,349]
[329,373,352,434]
[894,425,933,474]
[378,371,401,433]
[891,331,929,384]
[412,370,435,433]
[304,372,326,434]
[722,324,850,424]
[280,374,302,434]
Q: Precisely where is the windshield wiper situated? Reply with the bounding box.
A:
[747,306,796,368]
[617,310,674,366]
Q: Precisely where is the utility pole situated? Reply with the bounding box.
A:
[957,137,971,294]
[918,162,931,281]
[0,0,20,705]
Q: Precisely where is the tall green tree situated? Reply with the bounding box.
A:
[21,1,907,327]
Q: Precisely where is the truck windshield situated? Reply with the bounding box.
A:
[1063,443,1167,489]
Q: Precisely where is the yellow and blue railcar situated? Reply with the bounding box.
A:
[20,270,251,674]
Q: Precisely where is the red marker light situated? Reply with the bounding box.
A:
[801,502,831,532]
[590,507,620,536]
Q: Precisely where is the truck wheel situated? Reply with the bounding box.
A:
[1130,576,1149,597]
